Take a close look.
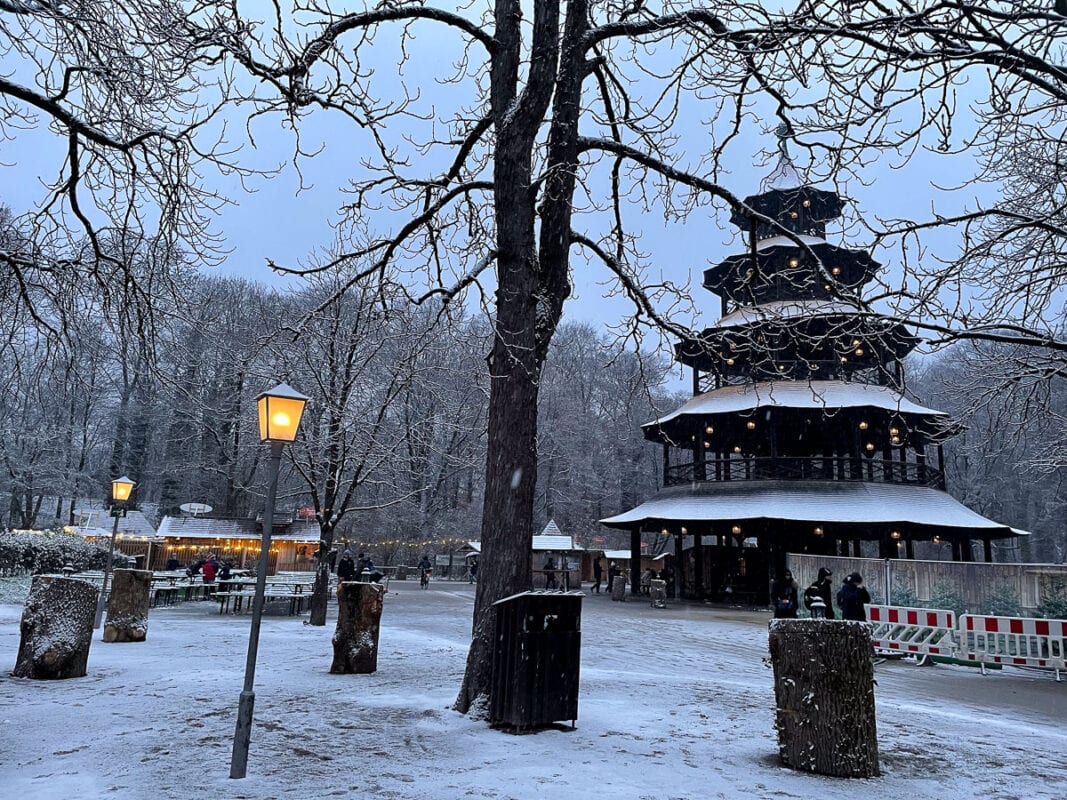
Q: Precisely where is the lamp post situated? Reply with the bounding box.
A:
[94,476,135,629]
[230,383,308,780]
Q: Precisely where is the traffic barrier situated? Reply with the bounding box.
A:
[866,604,957,657]
[959,614,1065,680]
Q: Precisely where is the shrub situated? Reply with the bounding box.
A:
[983,582,1022,617]
[0,529,111,575]
[927,585,965,616]
[1037,577,1067,621]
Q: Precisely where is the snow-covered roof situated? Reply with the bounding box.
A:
[754,234,827,251]
[532,534,579,552]
[539,519,563,537]
[73,506,157,538]
[644,380,946,428]
[715,299,864,328]
[599,481,1016,534]
[603,549,632,561]
[155,515,320,542]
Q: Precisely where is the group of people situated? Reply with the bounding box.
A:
[771,566,872,621]
[166,553,232,584]
[335,550,383,583]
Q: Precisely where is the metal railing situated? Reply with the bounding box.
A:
[664,456,945,488]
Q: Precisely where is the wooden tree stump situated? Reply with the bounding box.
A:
[103,569,152,643]
[331,582,385,674]
[13,576,97,679]
[768,619,880,778]
[611,576,627,602]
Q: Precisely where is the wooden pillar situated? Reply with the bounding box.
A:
[852,538,861,557]
[905,538,914,560]
[983,537,993,563]
[673,534,684,599]
[692,367,701,396]
[629,528,642,596]
[662,443,670,487]
[693,533,705,600]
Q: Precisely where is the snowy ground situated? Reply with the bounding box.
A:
[1,581,1064,800]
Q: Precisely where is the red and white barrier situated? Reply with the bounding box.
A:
[959,614,1066,678]
[866,604,957,657]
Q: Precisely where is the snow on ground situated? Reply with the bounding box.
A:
[1,582,1064,800]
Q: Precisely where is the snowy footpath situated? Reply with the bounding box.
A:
[1,583,1064,800]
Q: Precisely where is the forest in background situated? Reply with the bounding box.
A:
[1,224,1063,565]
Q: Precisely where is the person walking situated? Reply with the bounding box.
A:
[837,572,872,621]
[771,569,799,618]
[592,557,603,594]
[803,567,836,619]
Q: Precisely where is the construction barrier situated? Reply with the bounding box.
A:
[959,614,1066,678]
[864,604,1064,681]
[866,604,957,658]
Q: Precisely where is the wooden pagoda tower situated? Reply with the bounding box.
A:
[601,138,1017,602]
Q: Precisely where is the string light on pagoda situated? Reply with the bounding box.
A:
[891,436,902,445]
[789,211,798,219]
[733,445,742,454]
[865,442,875,452]
[859,421,869,430]
[727,358,735,366]
[706,424,715,435]
[840,356,848,364]
[681,527,688,535]
[890,530,902,540]
[788,257,800,268]
[854,348,865,356]
[802,199,812,208]
[813,526,824,536]
[832,267,842,276]
[732,525,742,535]
[746,421,757,430]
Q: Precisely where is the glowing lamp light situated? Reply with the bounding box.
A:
[731,525,742,535]
[865,442,875,452]
[789,211,798,219]
[704,441,711,449]
[112,476,135,502]
[256,383,310,443]
[705,425,714,435]
[890,530,902,540]
[855,348,865,356]
[889,427,900,436]
[788,257,800,268]
[726,358,735,366]
[891,436,902,445]
[859,421,869,430]
[733,445,742,454]
[802,199,812,208]
[933,536,941,544]
[814,526,824,536]
[681,527,688,535]
[840,356,848,363]
[746,421,756,430]
[832,267,841,276]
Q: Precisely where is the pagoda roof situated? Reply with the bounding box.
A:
[643,380,948,429]
[704,241,880,295]
[714,299,864,328]
[599,481,1016,537]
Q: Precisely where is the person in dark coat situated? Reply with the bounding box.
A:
[803,567,836,619]
[771,569,799,618]
[837,572,872,621]
[165,555,181,571]
[543,557,557,589]
[592,558,603,594]
[337,550,356,582]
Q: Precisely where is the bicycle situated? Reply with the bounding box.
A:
[420,569,431,589]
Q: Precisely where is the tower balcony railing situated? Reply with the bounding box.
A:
[664,456,945,489]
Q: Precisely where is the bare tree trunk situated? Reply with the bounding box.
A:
[331,582,384,674]
[14,576,97,679]
[103,569,151,643]
[768,620,879,778]
[308,522,335,626]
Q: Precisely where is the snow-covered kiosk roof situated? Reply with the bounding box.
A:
[599,481,1017,538]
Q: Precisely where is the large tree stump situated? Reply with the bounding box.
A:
[13,576,97,679]
[103,569,152,643]
[768,619,879,778]
[331,582,384,674]
[611,575,627,602]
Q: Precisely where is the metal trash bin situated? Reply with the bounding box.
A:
[489,590,582,732]
[650,579,667,608]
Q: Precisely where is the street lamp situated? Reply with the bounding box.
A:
[94,476,135,629]
[230,383,308,779]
